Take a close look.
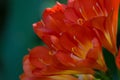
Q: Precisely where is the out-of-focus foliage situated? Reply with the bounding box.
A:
[0,0,66,80]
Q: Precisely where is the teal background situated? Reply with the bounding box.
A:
[0,0,66,80]
[0,0,119,80]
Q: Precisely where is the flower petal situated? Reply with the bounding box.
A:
[22,55,35,77]
[20,74,79,80]
[29,46,54,68]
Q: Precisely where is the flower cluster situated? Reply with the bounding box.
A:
[20,0,119,80]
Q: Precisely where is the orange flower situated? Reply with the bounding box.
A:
[116,48,120,69]
[65,0,119,55]
[20,73,94,80]
[32,2,106,75]
[20,55,78,80]
[20,55,94,80]
[20,1,108,80]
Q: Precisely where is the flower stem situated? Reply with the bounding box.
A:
[94,70,112,80]
[102,48,120,80]
[117,69,120,80]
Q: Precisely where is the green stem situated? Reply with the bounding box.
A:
[102,48,120,80]
[111,60,120,80]
[117,69,120,80]
[94,70,112,80]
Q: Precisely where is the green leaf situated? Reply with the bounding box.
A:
[102,48,118,80]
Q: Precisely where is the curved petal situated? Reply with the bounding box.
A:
[67,25,96,50]
[22,55,35,77]
[64,7,79,24]
[29,46,54,68]
[66,0,119,54]
[42,2,69,32]
[59,33,77,52]
[28,46,88,76]
[89,10,118,54]
[20,73,52,80]
[33,21,54,38]
[20,73,79,80]
[67,0,107,20]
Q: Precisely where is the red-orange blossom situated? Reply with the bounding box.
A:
[20,0,119,80]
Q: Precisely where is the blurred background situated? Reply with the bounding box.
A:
[0,0,119,80]
[0,0,66,80]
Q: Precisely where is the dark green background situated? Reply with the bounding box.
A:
[0,0,119,80]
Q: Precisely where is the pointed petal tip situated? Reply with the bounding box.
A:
[33,23,37,27]
[56,1,61,5]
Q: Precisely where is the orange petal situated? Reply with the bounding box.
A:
[20,73,54,80]
[49,75,78,80]
[64,8,79,24]
[55,51,95,74]
[28,46,74,76]
[55,51,77,67]
[88,15,116,54]
[20,73,79,80]
[43,2,64,20]
[72,0,103,20]
[23,55,35,77]
[42,2,66,32]
[67,25,96,48]
[33,21,58,38]
[105,11,117,54]
[29,46,53,68]
[86,41,107,71]
[59,33,77,52]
